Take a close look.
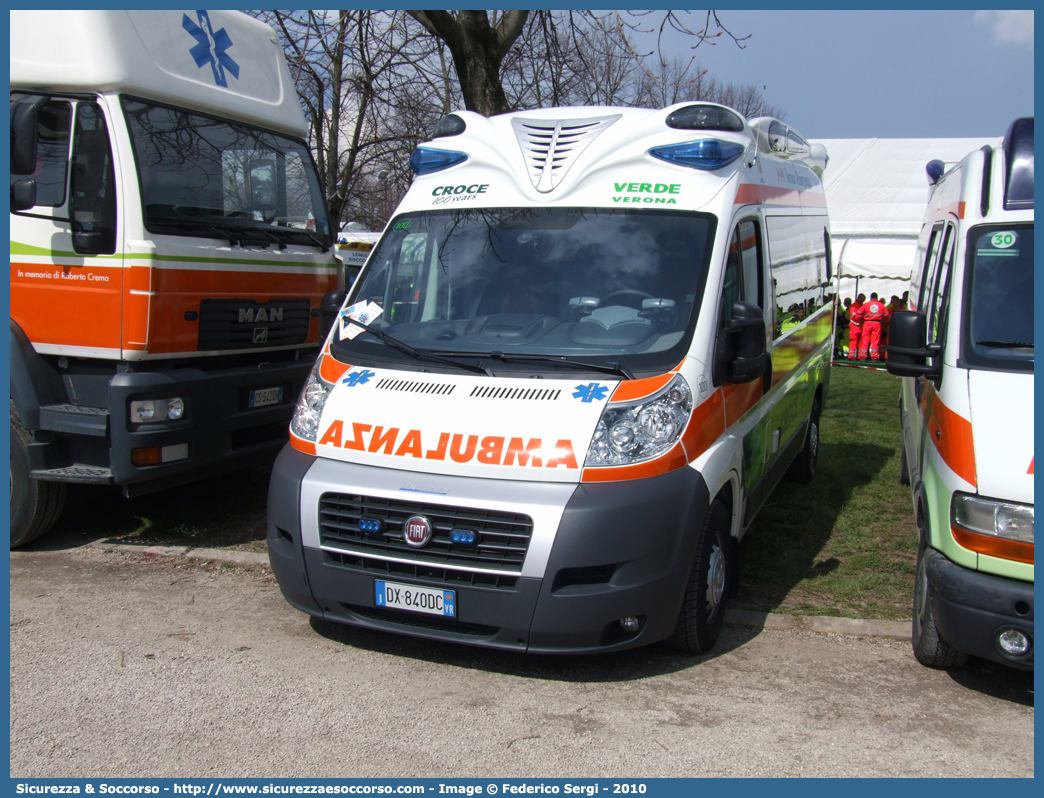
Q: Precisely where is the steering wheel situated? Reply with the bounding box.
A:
[597,289,655,309]
[229,204,281,224]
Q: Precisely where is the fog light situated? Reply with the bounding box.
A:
[998,629,1031,656]
[166,398,185,420]
[619,616,641,633]
[130,397,186,423]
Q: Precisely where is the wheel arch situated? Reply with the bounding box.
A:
[10,318,65,430]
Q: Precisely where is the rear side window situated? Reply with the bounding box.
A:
[9,96,72,207]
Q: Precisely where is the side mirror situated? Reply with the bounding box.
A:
[72,230,105,255]
[886,310,941,378]
[10,100,40,175]
[319,289,347,340]
[10,179,36,211]
[727,300,768,384]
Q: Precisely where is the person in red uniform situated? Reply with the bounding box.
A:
[847,293,865,360]
[860,292,889,361]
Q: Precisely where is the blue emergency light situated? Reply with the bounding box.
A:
[449,528,478,546]
[358,518,384,535]
[649,139,745,171]
[410,146,468,175]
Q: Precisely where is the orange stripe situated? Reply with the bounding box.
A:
[920,381,976,486]
[610,372,674,403]
[722,380,760,426]
[734,183,827,208]
[581,442,687,483]
[319,354,351,384]
[11,262,123,350]
[952,526,1033,564]
[682,387,726,461]
[289,433,316,456]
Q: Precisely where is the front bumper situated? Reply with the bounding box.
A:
[925,547,1034,669]
[268,445,711,653]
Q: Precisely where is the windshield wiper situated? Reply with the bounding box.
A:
[976,340,1034,348]
[344,319,491,376]
[430,350,633,380]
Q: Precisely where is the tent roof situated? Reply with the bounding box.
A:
[812,137,996,238]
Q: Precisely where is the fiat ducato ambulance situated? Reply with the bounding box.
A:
[267,104,833,653]
[10,11,340,547]
[887,118,1033,669]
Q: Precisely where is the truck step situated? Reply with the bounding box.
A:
[38,404,109,437]
[31,465,114,484]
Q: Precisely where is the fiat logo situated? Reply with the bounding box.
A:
[403,515,433,548]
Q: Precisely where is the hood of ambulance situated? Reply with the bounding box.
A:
[967,370,1034,504]
[313,364,621,483]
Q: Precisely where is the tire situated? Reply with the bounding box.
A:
[10,406,67,548]
[911,540,967,668]
[665,500,730,654]
[787,397,820,484]
[898,440,910,486]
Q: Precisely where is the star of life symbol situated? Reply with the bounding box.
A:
[572,383,609,403]
[342,369,375,387]
[183,11,240,88]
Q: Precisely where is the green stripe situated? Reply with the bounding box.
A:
[11,241,337,269]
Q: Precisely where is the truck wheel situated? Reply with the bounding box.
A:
[911,542,967,668]
[787,398,820,484]
[898,441,910,486]
[665,500,730,654]
[10,410,66,548]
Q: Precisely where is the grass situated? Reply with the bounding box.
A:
[734,364,918,620]
[47,366,917,620]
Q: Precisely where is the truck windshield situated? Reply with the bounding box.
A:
[336,207,715,377]
[962,224,1033,372]
[121,97,331,247]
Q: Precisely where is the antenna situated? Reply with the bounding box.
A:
[758,85,767,119]
[749,85,767,168]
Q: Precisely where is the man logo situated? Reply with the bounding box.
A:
[403,515,433,548]
[253,328,269,344]
[239,307,284,323]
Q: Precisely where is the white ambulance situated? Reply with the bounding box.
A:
[887,118,1033,669]
[268,104,834,653]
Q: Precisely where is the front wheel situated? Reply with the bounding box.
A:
[787,397,821,484]
[911,541,967,668]
[665,500,731,654]
[10,408,66,548]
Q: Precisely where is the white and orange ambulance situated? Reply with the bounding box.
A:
[9,11,340,546]
[268,104,833,653]
[887,118,1034,669]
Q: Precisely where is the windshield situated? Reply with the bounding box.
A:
[121,97,331,247]
[962,224,1033,372]
[335,207,715,376]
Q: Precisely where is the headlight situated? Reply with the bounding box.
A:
[290,359,333,441]
[952,493,1034,544]
[586,373,692,467]
[130,397,185,424]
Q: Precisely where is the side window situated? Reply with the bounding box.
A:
[721,227,743,320]
[927,224,956,345]
[70,102,117,254]
[737,219,763,309]
[9,97,72,207]
[917,224,943,313]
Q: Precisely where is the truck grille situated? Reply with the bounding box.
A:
[197,298,311,350]
[319,493,534,573]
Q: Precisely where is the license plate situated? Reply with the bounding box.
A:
[375,580,456,617]
[248,386,283,408]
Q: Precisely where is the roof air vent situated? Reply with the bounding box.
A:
[512,114,621,193]
[1003,117,1033,211]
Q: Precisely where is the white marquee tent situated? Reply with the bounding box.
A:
[812,136,996,302]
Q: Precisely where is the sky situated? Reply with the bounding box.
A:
[640,9,1034,140]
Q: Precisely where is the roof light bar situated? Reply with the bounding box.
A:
[409,146,468,175]
[649,139,745,171]
[432,113,466,139]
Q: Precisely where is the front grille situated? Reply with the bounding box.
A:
[319,493,534,573]
[198,298,311,350]
[342,603,499,637]
[323,551,518,589]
